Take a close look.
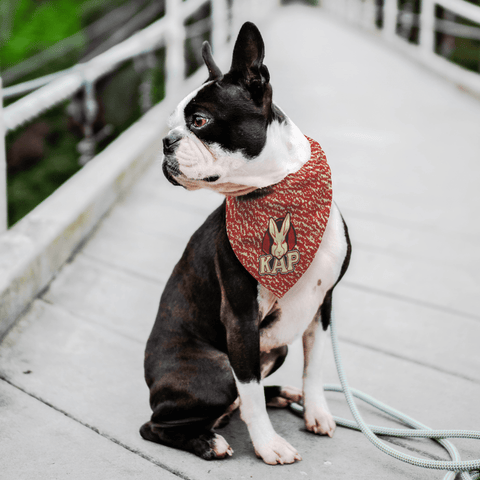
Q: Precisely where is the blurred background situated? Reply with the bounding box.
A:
[1,0,480,227]
[1,3,480,477]
[2,0,188,226]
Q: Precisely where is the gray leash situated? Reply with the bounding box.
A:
[289,309,480,480]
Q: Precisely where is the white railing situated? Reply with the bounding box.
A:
[0,78,6,232]
[320,0,480,96]
[0,0,280,234]
[0,0,280,335]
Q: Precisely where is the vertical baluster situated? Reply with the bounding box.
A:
[419,0,436,57]
[224,0,234,44]
[350,0,362,25]
[165,0,184,100]
[212,0,228,54]
[78,78,98,166]
[383,0,399,41]
[363,0,378,30]
[0,78,7,232]
[232,0,252,33]
[231,0,242,33]
[136,50,156,114]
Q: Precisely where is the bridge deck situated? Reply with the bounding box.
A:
[1,4,480,479]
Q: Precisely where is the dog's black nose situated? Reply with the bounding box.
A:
[163,132,182,153]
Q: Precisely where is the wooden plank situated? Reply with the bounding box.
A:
[1,299,478,479]
[77,162,222,282]
[335,283,480,383]
[345,239,480,319]
[43,254,163,343]
[0,380,179,480]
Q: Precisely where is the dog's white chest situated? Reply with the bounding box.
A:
[258,203,348,352]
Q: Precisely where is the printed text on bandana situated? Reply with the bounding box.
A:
[258,213,301,276]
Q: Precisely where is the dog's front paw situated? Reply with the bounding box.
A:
[304,405,336,437]
[254,434,302,465]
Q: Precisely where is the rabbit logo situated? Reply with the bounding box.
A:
[259,212,301,276]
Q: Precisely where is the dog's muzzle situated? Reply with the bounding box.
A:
[161,131,222,187]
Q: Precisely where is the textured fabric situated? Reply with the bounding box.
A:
[226,136,332,298]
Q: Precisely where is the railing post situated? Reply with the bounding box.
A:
[362,0,378,30]
[78,76,99,166]
[212,0,229,55]
[0,78,7,232]
[346,0,361,24]
[231,0,247,34]
[419,0,436,58]
[135,50,156,113]
[383,0,398,41]
[165,0,184,100]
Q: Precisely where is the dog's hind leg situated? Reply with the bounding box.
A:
[302,291,336,437]
[142,344,237,460]
[140,419,233,460]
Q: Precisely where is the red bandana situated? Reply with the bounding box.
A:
[226,136,332,298]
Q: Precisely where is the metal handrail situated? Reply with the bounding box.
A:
[0,0,153,86]
[319,0,480,96]
[2,14,213,101]
[392,12,480,41]
[0,0,281,232]
[0,0,232,233]
[3,0,232,133]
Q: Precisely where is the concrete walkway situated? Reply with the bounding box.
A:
[1,4,480,479]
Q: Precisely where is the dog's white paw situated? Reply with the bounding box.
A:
[304,405,336,437]
[254,434,302,465]
[211,433,234,458]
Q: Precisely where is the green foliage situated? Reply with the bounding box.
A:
[1,0,84,69]
[150,48,166,105]
[447,37,480,73]
[6,103,82,226]
[2,0,157,226]
[5,53,166,226]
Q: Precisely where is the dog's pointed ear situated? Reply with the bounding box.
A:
[202,41,223,82]
[229,22,270,101]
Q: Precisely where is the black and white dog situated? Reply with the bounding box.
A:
[140,22,351,465]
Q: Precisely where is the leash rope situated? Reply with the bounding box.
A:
[289,309,480,480]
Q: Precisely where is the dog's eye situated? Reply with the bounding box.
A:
[192,115,208,128]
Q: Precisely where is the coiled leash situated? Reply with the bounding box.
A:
[289,310,480,480]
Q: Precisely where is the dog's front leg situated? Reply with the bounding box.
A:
[216,241,301,464]
[302,297,336,437]
[234,377,302,464]
[228,321,302,465]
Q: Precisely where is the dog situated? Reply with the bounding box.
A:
[140,21,351,465]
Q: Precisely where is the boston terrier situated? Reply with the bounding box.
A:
[140,21,351,465]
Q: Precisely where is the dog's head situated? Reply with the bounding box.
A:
[162,22,310,196]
